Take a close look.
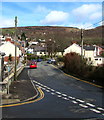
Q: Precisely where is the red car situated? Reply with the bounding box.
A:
[30,61,37,69]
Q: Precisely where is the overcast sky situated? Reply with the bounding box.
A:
[0,1,103,29]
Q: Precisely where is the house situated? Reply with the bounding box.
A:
[0,41,22,62]
[28,42,48,56]
[64,43,104,66]
[64,43,82,56]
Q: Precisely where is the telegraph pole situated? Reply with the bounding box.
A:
[81,28,83,58]
[14,16,17,81]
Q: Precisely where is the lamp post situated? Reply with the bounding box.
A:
[0,52,6,82]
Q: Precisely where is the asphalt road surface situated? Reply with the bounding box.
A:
[2,61,104,119]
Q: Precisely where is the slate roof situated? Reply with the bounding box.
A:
[83,46,95,51]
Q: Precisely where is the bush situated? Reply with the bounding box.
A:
[64,52,90,77]
[57,56,64,62]
[89,66,104,86]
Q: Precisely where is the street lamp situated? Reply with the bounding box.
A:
[0,52,6,82]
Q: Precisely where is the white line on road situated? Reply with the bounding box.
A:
[62,97,69,100]
[79,104,88,108]
[57,95,62,97]
[90,108,101,113]
[41,87,46,90]
[55,91,61,94]
[76,99,85,103]
[68,96,73,99]
[86,103,95,107]
[72,101,78,104]
[97,107,104,111]
[46,90,50,92]
[62,94,67,96]
[50,89,55,92]
[51,92,55,95]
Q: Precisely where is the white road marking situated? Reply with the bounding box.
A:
[56,91,61,94]
[46,90,50,92]
[76,99,85,103]
[42,87,46,90]
[45,86,51,89]
[57,95,62,97]
[62,94,67,96]
[71,97,76,99]
[38,86,42,88]
[62,97,69,100]
[90,108,101,113]
[50,89,55,91]
[51,92,55,95]
[68,96,73,99]
[33,81,38,83]
[86,103,95,107]
[29,79,104,115]
[72,101,78,104]
[97,107,104,111]
[79,104,88,108]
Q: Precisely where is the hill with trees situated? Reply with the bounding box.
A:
[1,25,103,52]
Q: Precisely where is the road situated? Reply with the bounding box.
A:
[2,61,104,119]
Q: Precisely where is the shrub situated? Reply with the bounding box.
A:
[89,66,104,85]
[64,52,90,77]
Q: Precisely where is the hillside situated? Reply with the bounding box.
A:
[1,26,103,51]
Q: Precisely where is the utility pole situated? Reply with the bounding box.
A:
[14,16,17,81]
[81,28,83,58]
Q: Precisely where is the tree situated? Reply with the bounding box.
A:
[21,32,26,41]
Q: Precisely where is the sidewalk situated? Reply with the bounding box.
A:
[2,68,38,104]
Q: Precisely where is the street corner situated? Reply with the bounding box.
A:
[0,87,44,108]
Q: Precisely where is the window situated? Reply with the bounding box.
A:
[95,58,98,61]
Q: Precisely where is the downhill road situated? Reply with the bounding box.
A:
[2,61,104,119]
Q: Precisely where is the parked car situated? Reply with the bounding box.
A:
[30,61,37,68]
[47,58,56,64]
[37,58,42,62]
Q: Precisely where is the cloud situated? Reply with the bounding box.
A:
[72,4,102,22]
[0,18,14,28]
[40,10,69,25]
[89,12,102,20]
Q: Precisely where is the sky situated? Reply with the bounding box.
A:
[0,1,103,29]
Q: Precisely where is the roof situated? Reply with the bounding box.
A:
[83,46,95,51]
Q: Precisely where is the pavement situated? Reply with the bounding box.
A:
[2,68,38,105]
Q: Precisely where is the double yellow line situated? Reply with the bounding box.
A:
[0,87,44,108]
